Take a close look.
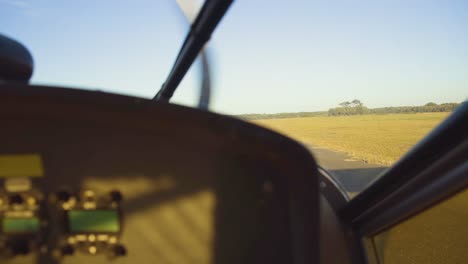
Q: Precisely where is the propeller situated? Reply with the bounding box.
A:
[176,0,212,110]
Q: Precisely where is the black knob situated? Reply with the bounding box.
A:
[61,245,75,256]
[0,34,34,82]
[112,245,127,257]
[9,194,24,205]
[9,240,29,255]
[56,191,71,202]
[109,190,123,203]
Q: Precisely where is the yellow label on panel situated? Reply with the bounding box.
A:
[0,154,44,178]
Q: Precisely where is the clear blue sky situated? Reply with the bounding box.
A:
[1,0,467,114]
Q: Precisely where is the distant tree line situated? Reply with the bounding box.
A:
[369,102,460,114]
[238,111,328,120]
[328,100,460,116]
[237,100,462,120]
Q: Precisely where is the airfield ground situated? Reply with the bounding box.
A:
[254,112,450,166]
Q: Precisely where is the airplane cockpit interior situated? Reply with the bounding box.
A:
[0,1,467,263]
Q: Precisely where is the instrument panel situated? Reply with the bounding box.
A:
[0,177,45,257]
[0,164,125,262]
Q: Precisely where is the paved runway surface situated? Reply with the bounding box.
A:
[307,146,388,194]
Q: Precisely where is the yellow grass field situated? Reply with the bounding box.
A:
[254,113,451,166]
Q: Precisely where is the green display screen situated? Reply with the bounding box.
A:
[2,217,40,233]
[68,210,120,233]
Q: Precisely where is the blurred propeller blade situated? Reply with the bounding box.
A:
[176,0,212,110]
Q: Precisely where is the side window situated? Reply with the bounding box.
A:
[372,188,468,264]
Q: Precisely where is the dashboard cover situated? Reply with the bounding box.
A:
[0,84,319,264]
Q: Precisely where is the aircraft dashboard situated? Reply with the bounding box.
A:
[0,84,319,264]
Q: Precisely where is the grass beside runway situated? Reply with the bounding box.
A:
[254,113,450,166]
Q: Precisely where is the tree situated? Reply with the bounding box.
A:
[351,99,363,106]
[339,101,351,107]
[425,102,437,106]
